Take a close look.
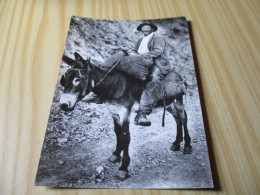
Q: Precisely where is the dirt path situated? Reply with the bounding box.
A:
[36,89,213,189]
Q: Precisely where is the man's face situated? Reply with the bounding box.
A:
[141,25,153,36]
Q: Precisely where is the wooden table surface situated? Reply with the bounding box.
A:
[0,0,259,194]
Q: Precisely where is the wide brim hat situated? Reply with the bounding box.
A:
[137,23,158,32]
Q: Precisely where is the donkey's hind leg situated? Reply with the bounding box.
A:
[175,96,191,154]
[182,109,192,154]
[167,96,192,154]
[167,103,183,151]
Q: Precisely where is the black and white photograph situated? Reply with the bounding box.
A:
[35,16,213,189]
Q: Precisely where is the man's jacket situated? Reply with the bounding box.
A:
[133,34,171,75]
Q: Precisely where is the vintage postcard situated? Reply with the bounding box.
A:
[35,16,213,189]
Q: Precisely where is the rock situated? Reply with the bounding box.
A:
[96,166,104,174]
[96,179,102,183]
[103,165,110,170]
[58,160,65,165]
[99,173,105,180]
[57,137,67,143]
[52,117,60,122]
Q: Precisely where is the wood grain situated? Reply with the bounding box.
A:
[0,0,259,194]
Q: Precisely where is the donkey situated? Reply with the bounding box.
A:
[59,52,192,180]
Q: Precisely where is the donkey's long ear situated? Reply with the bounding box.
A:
[74,52,84,62]
[85,57,92,69]
[62,55,76,66]
[60,75,66,87]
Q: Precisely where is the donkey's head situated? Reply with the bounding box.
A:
[59,52,91,111]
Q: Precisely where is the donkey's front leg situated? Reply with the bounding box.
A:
[108,118,123,163]
[109,106,131,180]
[116,121,130,180]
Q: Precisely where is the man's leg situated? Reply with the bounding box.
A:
[135,69,163,126]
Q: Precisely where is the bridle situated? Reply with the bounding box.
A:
[62,67,90,98]
[64,55,123,93]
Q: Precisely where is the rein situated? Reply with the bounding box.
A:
[90,57,122,90]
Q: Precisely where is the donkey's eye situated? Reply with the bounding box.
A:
[73,78,81,85]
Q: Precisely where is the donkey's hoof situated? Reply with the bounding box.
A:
[183,145,192,154]
[108,155,121,163]
[170,144,180,151]
[115,170,128,180]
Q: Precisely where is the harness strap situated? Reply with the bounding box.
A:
[162,91,166,127]
[91,55,124,90]
[75,69,90,97]
[162,79,167,127]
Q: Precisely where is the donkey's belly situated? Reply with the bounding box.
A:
[105,102,131,126]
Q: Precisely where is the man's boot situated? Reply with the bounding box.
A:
[134,111,151,126]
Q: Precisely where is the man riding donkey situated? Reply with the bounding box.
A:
[87,22,186,126]
[130,23,173,126]
[117,22,184,126]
